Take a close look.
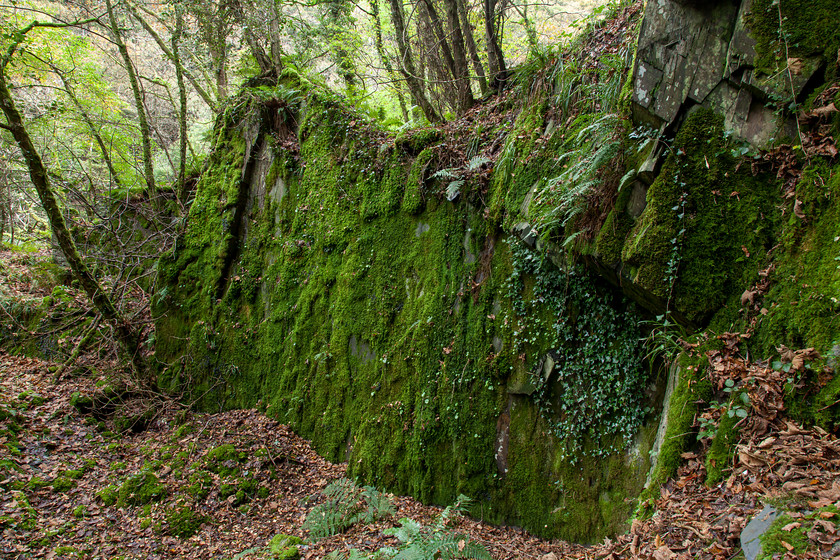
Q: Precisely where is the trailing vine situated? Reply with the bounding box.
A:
[503,240,649,462]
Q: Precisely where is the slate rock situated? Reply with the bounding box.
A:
[741,504,780,560]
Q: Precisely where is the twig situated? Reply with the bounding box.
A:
[817,397,840,412]
[52,314,101,383]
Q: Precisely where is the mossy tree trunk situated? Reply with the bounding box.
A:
[172,3,189,205]
[484,0,506,86]
[370,0,410,121]
[0,26,149,380]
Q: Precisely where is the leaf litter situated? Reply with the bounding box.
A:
[2,326,839,560]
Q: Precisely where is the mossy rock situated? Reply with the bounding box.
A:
[268,534,303,560]
[117,471,167,507]
[69,392,94,414]
[704,399,742,486]
[164,503,207,538]
[204,444,246,477]
[760,505,840,558]
[622,108,780,324]
[97,484,119,506]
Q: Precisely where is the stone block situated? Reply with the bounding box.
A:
[741,505,780,560]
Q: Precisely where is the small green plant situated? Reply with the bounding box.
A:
[329,495,491,560]
[302,478,394,540]
[722,380,751,420]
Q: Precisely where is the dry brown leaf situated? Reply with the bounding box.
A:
[653,545,676,560]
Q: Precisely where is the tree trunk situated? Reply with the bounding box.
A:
[268,5,286,73]
[173,4,188,205]
[370,0,410,121]
[0,66,148,380]
[458,0,488,96]
[418,0,457,80]
[388,0,441,122]
[128,2,217,111]
[442,0,474,112]
[105,0,158,203]
[484,0,507,87]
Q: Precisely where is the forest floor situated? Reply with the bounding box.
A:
[2,248,840,560]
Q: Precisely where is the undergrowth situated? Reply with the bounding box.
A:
[303,478,395,539]
[326,495,491,560]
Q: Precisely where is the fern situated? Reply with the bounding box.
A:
[303,478,394,540]
[466,156,491,172]
[446,180,465,201]
[430,168,461,180]
[362,485,396,522]
[534,112,624,234]
[381,495,492,560]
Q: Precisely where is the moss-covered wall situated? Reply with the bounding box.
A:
[153,81,663,541]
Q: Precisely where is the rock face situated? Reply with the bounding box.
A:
[632,0,811,147]
[154,84,660,543]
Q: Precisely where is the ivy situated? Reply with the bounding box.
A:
[504,239,648,462]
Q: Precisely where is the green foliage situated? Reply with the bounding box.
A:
[329,495,492,560]
[531,113,624,238]
[622,109,780,323]
[268,534,304,559]
[746,0,840,81]
[745,159,840,357]
[156,70,660,540]
[303,478,394,540]
[504,240,648,461]
[114,471,168,507]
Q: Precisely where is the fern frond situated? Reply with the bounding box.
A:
[466,156,491,171]
[303,478,394,540]
[446,180,464,201]
[430,168,461,180]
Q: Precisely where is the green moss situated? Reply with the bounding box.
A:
[395,128,442,153]
[164,503,207,538]
[204,444,245,477]
[814,373,840,429]
[97,484,119,506]
[173,423,195,438]
[269,534,303,560]
[760,505,840,558]
[622,109,780,323]
[746,0,840,81]
[52,476,76,493]
[642,354,712,505]
[154,74,681,542]
[27,476,50,490]
[70,391,94,414]
[705,399,741,486]
[748,159,840,357]
[116,471,167,507]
